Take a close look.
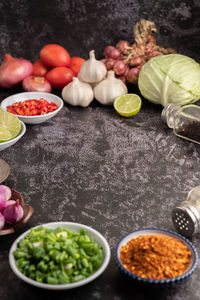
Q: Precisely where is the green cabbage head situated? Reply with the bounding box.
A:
[138,54,200,107]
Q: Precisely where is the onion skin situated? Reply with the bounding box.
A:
[22,75,52,92]
[0,54,33,88]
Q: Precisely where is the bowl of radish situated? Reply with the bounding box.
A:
[1,92,64,124]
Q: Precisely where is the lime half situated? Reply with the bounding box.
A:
[0,108,21,142]
[0,127,12,142]
[114,94,142,117]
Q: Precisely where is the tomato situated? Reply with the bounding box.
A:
[45,67,75,88]
[69,57,85,75]
[33,59,49,76]
[40,44,71,68]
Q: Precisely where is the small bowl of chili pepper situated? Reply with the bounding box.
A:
[1,92,63,124]
[115,228,198,285]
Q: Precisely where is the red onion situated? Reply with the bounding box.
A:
[0,212,5,229]
[148,51,163,59]
[116,40,130,54]
[3,199,23,224]
[0,54,33,88]
[126,67,140,84]
[100,58,107,64]
[118,76,126,84]
[145,43,154,55]
[22,75,52,92]
[0,185,12,201]
[105,58,115,70]
[129,56,144,67]
[113,60,127,76]
[0,193,6,211]
[104,46,115,58]
[109,48,121,59]
[3,199,16,209]
[137,63,145,71]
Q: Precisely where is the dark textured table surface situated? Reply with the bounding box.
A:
[1,1,200,299]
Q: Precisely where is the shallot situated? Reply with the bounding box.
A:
[105,58,115,70]
[22,75,52,92]
[116,40,130,54]
[109,48,121,59]
[0,184,12,200]
[104,46,115,58]
[0,54,33,88]
[126,67,140,84]
[0,212,5,230]
[3,199,16,209]
[3,199,23,224]
[113,60,127,76]
[0,193,6,211]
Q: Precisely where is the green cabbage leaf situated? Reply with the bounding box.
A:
[138,54,200,107]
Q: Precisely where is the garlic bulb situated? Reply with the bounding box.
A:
[78,50,107,83]
[94,71,128,105]
[62,77,94,107]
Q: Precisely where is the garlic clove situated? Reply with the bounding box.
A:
[62,77,94,107]
[78,50,107,84]
[94,70,128,105]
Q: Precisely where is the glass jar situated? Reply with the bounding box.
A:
[161,103,200,144]
[172,186,200,237]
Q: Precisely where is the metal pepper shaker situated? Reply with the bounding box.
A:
[172,186,200,237]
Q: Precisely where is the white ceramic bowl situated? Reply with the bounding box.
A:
[0,120,26,151]
[1,92,63,124]
[115,228,198,285]
[9,222,111,290]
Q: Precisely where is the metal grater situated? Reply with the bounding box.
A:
[172,206,200,237]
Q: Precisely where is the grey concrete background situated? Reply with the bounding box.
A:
[0,1,200,299]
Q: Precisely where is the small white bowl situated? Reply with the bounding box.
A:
[9,222,111,290]
[115,228,198,285]
[0,120,26,151]
[1,92,63,124]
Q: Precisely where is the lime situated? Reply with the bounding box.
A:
[114,94,142,117]
[0,127,12,142]
[0,108,21,141]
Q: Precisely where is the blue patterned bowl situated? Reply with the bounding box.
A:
[115,228,198,285]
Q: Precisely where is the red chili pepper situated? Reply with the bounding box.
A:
[7,98,58,116]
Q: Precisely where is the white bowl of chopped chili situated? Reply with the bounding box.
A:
[9,221,111,290]
[115,228,198,285]
[1,92,63,124]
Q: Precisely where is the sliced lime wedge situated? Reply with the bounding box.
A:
[114,94,142,117]
[0,108,21,140]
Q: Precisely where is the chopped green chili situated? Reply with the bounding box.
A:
[13,227,103,284]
